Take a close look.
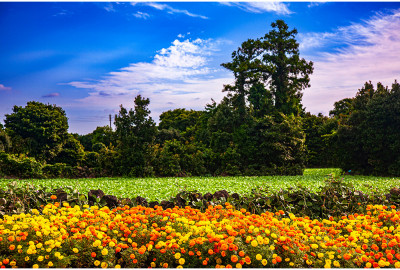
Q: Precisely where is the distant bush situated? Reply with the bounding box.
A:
[0,151,42,178]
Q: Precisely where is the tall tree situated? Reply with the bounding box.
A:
[114,95,157,176]
[261,20,314,116]
[4,101,69,161]
[222,20,313,118]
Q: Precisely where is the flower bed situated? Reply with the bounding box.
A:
[0,202,400,268]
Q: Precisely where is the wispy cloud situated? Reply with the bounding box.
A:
[138,2,208,19]
[53,9,73,17]
[302,9,400,115]
[222,2,292,15]
[103,3,115,12]
[307,2,326,8]
[42,92,60,98]
[67,38,232,119]
[0,84,11,91]
[133,11,150,19]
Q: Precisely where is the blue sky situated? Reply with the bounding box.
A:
[1,2,400,134]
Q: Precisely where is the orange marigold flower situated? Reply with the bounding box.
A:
[343,254,351,260]
[130,254,135,259]
[231,255,238,263]
[208,249,214,255]
[239,251,245,257]
[51,195,57,200]
[91,252,96,258]
[202,260,208,266]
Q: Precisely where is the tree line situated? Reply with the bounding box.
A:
[1,20,399,178]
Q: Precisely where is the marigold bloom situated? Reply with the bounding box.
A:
[256,254,262,261]
[51,195,57,200]
[231,255,238,263]
[32,264,39,268]
[261,259,267,266]
[91,252,97,258]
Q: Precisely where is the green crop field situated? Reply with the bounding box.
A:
[0,168,399,202]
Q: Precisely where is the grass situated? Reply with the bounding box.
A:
[0,168,399,202]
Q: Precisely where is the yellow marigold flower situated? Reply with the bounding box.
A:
[236,263,242,268]
[32,264,39,268]
[101,262,108,268]
[395,262,400,268]
[324,263,331,268]
[261,259,268,266]
[150,262,156,268]
[36,243,42,249]
[48,261,53,267]
[101,249,108,256]
[269,245,275,251]
[38,256,44,262]
[318,253,324,258]
[174,253,181,259]
[109,241,115,248]
[333,261,340,267]
[306,259,313,265]
[73,248,79,253]
[378,260,386,267]
[289,262,294,266]
[179,258,185,265]
[93,240,101,247]
[25,256,30,261]
[177,266,183,269]
[285,258,290,262]
[251,240,258,247]
[256,254,262,261]
[311,244,318,249]
[94,260,101,267]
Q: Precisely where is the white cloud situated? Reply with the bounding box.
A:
[140,2,208,19]
[67,38,232,120]
[103,3,115,12]
[223,2,292,15]
[133,11,150,19]
[302,9,400,115]
[307,2,326,8]
[0,84,11,91]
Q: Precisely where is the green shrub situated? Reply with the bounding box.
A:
[0,151,43,178]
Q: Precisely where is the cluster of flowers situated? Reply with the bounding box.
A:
[0,201,400,268]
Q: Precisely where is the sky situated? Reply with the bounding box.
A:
[1,1,400,134]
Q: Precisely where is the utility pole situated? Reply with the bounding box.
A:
[109,114,112,130]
